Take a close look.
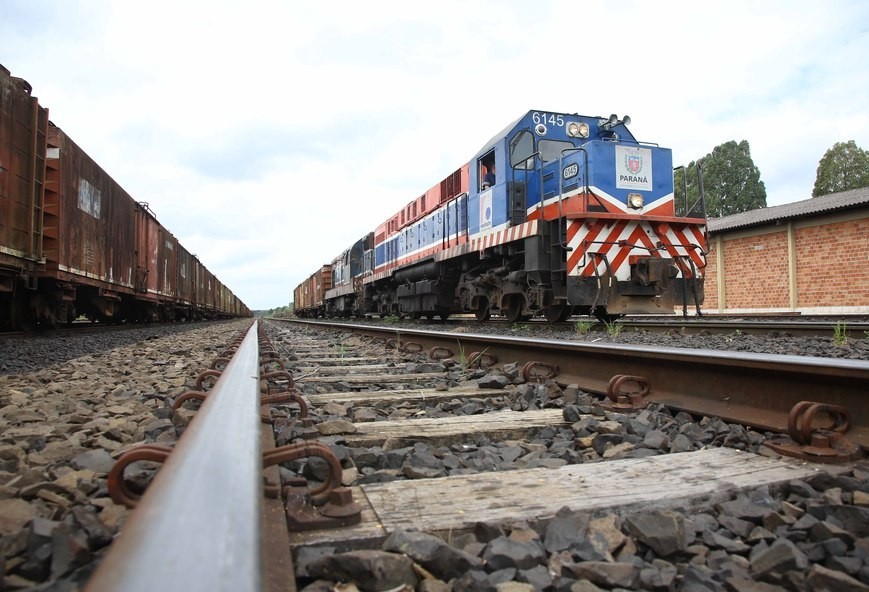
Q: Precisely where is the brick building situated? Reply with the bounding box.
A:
[702,187,869,314]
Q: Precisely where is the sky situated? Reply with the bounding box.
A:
[2,0,868,311]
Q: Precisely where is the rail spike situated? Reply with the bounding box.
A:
[263,441,362,531]
[764,401,863,463]
[601,374,651,411]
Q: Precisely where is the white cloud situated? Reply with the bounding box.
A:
[2,0,868,309]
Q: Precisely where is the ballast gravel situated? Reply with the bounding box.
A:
[2,317,868,591]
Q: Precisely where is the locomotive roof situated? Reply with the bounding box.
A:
[708,186,869,233]
[475,113,528,156]
[473,110,630,158]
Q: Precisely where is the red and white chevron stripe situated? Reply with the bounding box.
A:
[566,219,706,279]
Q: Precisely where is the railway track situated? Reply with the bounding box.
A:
[80,318,869,591]
[278,314,869,340]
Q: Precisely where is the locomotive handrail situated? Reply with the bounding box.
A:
[86,322,263,592]
[556,147,589,249]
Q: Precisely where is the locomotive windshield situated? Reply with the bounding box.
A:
[510,130,534,169]
[539,139,575,162]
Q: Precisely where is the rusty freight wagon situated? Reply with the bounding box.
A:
[0,65,48,329]
[0,64,250,328]
[293,265,332,317]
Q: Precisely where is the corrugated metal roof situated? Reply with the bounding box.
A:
[708,186,869,233]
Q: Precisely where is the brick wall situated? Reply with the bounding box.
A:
[703,249,719,310]
[704,209,869,313]
[722,231,790,309]
[794,219,869,307]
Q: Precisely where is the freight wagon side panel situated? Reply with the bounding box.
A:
[47,126,136,292]
[176,244,194,305]
[134,203,160,298]
[0,67,47,272]
[159,228,177,300]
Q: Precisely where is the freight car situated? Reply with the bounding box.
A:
[292,266,331,318]
[0,65,249,329]
[294,109,707,322]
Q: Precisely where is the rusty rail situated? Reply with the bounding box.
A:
[87,322,263,592]
[280,319,869,448]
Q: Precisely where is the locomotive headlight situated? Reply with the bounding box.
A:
[628,193,644,209]
[567,121,590,138]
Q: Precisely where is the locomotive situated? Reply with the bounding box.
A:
[0,65,249,329]
[294,110,707,322]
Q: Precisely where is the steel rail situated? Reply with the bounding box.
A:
[87,321,263,592]
[269,316,869,339]
[282,319,869,447]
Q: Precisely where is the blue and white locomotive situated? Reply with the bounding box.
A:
[295,110,707,322]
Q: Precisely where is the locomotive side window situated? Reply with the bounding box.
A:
[478,150,496,191]
[510,130,534,169]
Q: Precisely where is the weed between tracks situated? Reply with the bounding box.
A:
[834,321,848,346]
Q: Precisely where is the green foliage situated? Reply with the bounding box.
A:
[675,140,767,218]
[574,319,595,335]
[603,320,622,338]
[812,140,869,197]
[266,303,293,317]
[833,322,848,347]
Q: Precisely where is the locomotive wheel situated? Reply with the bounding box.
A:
[474,298,491,322]
[505,297,523,324]
[544,304,573,324]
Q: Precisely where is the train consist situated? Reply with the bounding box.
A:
[294,110,707,322]
[0,65,249,329]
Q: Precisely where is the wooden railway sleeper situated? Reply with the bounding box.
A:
[602,374,651,411]
[764,401,863,463]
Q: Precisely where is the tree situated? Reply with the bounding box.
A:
[674,140,767,218]
[812,140,869,197]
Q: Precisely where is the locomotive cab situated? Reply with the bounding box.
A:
[461,110,707,321]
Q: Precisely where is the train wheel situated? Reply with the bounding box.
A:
[474,298,491,322]
[505,297,523,324]
[544,305,573,324]
[438,312,450,321]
